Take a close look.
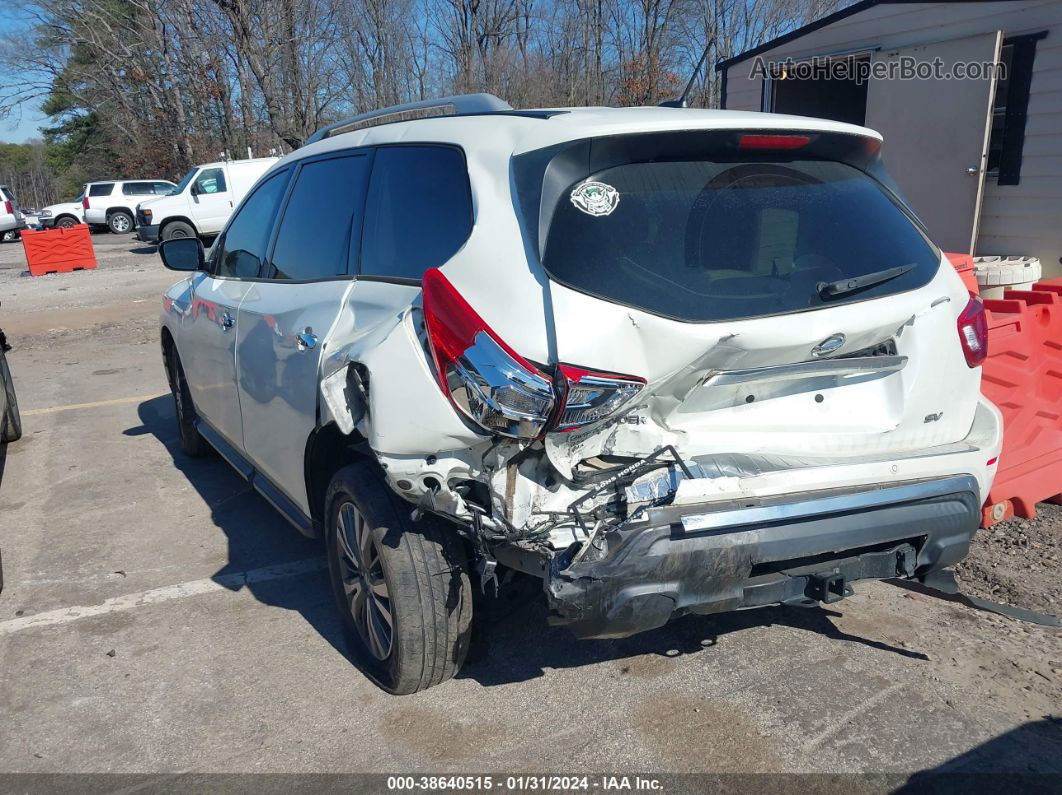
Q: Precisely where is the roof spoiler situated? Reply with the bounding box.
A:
[303,93,513,146]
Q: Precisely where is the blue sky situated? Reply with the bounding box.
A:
[1,107,48,143]
[0,14,46,143]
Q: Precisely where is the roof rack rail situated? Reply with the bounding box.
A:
[304,93,513,146]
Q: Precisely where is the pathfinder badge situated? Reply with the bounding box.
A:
[570,181,620,217]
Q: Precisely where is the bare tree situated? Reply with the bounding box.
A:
[0,0,845,196]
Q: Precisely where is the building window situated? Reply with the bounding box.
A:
[988,31,1047,186]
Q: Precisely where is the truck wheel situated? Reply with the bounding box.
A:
[55,216,78,229]
[162,221,196,241]
[108,211,133,234]
[325,463,472,694]
[1,349,22,443]
[165,348,208,457]
[2,231,17,243]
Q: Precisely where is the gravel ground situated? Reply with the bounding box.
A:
[959,503,1062,614]
[0,231,176,339]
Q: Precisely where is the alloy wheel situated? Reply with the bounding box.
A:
[336,502,393,661]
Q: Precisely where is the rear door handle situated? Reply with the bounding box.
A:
[221,312,235,331]
[295,328,317,351]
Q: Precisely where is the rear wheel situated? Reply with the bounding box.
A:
[165,347,208,457]
[325,463,472,694]
[1,349,22,443]
[1,230,17,243]
[161,221,195,241]
[108,211,133,234]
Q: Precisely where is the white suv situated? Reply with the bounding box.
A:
[82,180,176,233]
[0,185,26,242]
[158,95,1002,693]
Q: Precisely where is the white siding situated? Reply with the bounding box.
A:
[721,1,1062,275]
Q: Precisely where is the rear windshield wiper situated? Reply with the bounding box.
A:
[816,263,916,300]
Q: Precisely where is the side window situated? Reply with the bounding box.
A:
[122,182,151,196]
[89,183,114,197]
[360,146,472,280]
[153,182,174,194]
[195,168,227,195]
[270,154,370,281]
[214,170,289,279]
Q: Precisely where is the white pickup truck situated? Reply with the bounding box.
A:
[136,157,279,243]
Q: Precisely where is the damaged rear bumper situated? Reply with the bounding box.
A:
[546,475,980,639]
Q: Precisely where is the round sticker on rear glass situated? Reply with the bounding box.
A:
[570,181,620,217]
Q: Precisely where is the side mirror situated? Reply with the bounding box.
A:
[159,237,205,272]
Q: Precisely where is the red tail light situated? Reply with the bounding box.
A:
[422,268,555,439]
[423,268,648,438]
[82,196,90,210]
[738,134,811,150]
[3,201,11,215]
[553,365,645,432]
[957,294,988,367]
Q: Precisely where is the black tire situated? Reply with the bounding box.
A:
[2,230,17,243]
[161,221,196,241]
[165,346,209,457]
[55,216,78,229]
[108,211,134,234]
[1,349,22,443]
[325,463,472,694]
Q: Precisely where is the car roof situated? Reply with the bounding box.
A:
[193,157,279,170]
[290,105,880,164]
[86,179,173,184]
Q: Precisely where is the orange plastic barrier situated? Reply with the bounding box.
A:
[979,279,1062,526]
[21,226,98,276]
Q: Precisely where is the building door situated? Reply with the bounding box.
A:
[865,32,1002,254]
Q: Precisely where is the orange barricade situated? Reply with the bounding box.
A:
[21,225,98,276]
[978,280,1062,526]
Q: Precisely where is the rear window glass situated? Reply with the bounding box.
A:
[89,183,114,197]
[542,159,939,322]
